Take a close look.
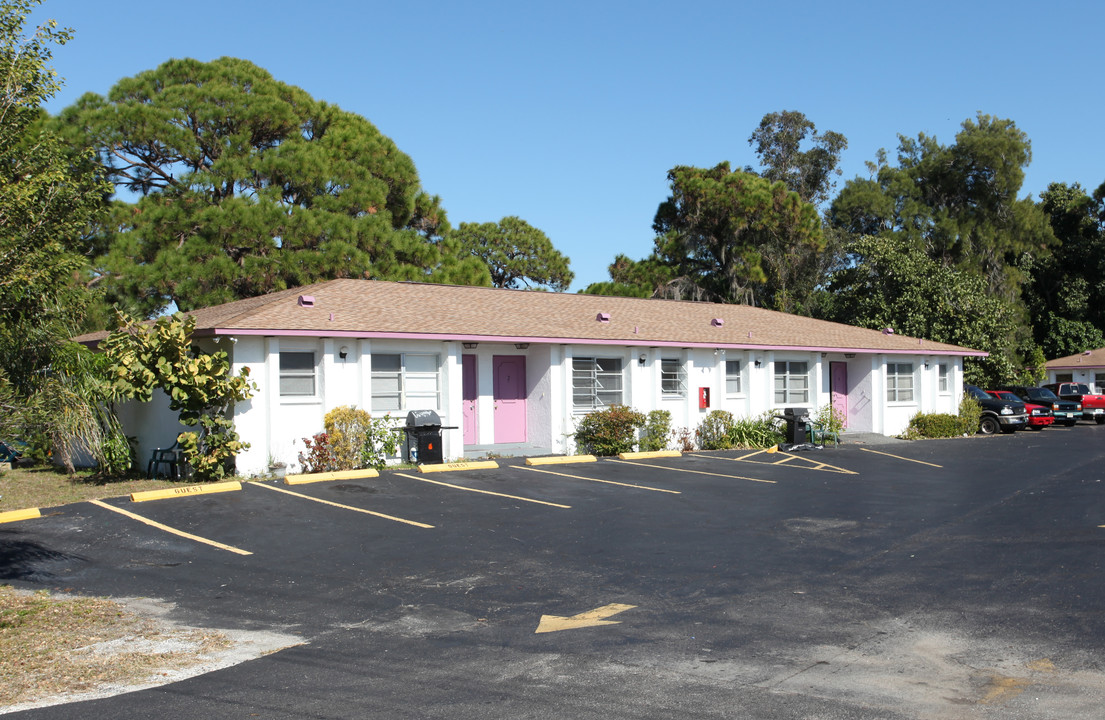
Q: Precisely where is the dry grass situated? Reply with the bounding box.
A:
[0,586,229,707]
[0,466,237,707]
[0,465,207,511]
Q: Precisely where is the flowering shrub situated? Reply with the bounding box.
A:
[299,432,338,473]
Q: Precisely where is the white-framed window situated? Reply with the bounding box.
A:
[1055,373,1073,383]
[660,358,687,398]
[887,362,915,402]
[572,357,623,411]
[774,361,809,404]
[371,353,441,412]
[938,363,949,393]
[279,351,317,397]
[1095,373,1105,393]
[725,359,742,395]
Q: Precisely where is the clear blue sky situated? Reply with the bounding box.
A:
[30,0,1105,291]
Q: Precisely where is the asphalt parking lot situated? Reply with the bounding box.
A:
[4,425,1105,719]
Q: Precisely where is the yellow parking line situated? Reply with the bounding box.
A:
[689,452,856,475]
[608,459,776,484]
[394,472,570,508]
[859,447,942,468]
[251,482,433,528]
[518,465,681,494]
[87,499,251,556]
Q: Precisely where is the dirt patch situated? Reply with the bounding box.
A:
[0,586,301,714]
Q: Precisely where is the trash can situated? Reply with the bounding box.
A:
[778,407,811,445]
[402,410,457,465]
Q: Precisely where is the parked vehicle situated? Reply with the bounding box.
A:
[996,385,1081,427]
[988,390,1053,430]
[964,384,1027,434]
[1042,382,1105,424]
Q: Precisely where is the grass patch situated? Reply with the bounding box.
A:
[0,586,228,707]
[0,466,203,511]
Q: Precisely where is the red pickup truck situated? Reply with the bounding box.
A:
[1044,383,1105,424]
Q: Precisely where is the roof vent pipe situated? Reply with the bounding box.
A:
[298,295,315,307]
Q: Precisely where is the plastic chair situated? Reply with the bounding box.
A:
[807,421,840,447]
[0,440,22,465]
[147,442,182,479]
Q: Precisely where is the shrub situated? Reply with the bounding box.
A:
[903,395,983,439]
[958,394,982,435]
[696,410,783,450]
[323,405,400,471]
[574,405,646,456]
[299,432,338,473]
[904,413,963,439]
[640,410,672,452]
[696,410,738,450]
[811,404,845,436]
[674,427,695,451]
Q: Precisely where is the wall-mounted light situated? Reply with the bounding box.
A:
[462,342,478,349]
[514,343,530,350]
[339,345,349,360]
[844,353,855,359]
[638,353,647,365]
[754,358,762,368]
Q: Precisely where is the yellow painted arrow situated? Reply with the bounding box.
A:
[535,603,637,634]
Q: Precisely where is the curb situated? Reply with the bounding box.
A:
[285,468,380,485]
[526,455,597,466]
[617,450,682,460]
[130,481,242,503]
[0,507,41,524]
[417,460,499,474]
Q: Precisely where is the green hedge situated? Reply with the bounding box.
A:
[903,395,982,439]
[574,405,647,456]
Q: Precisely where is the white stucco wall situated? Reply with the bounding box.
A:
[115,388,189,471]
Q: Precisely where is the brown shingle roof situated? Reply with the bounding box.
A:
[1046,347,1105,369]
[78,279,985,356]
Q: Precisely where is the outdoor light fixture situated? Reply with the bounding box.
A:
[462,342,478,349]
[514,343,530,349]
[638,353,647,365]
[339,346,349,360]
[754,358,762,368]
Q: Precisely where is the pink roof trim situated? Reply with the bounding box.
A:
[207,328,986,356]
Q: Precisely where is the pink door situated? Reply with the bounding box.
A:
[830,362,848,428]
[493,355,527,443]
[462,355,478,446]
